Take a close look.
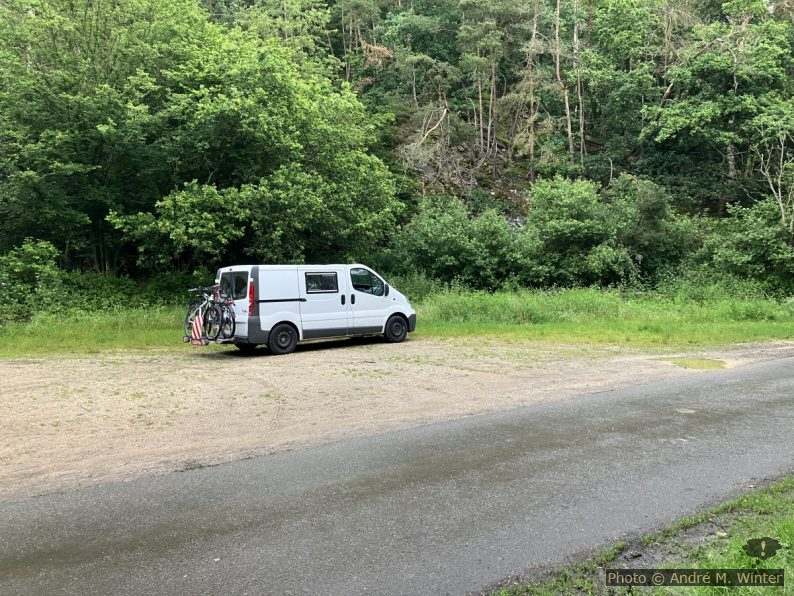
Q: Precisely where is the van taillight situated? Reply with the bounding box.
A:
[248,281,255,316]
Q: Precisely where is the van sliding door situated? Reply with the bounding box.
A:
[299,269,349,338]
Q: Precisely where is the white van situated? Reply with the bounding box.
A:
[215,264,417,354]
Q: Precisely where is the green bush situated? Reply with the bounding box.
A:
[380,270,453,302]
[0,239,62,322]
[135,270,216,306]
[699,199,794,292]
[389,196,518,289]
[0,238,214,325]
[524,175,697,287]
[387,175,698,291]
[654,266,781,302]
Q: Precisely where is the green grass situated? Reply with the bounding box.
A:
[660,357,727,370]
[650,479,794,595]
[1,288,793,357]
[494,477,794,595]
[416,289,794,346]
[0,306,190,357]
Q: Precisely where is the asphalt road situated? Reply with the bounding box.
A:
[1,356,793,595]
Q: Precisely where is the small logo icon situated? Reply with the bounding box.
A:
[742,537,782,560]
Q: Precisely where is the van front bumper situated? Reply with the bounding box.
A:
[408,314,417,332]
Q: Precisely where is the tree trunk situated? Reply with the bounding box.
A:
[555,0,575,164]
[342,20,351,81]
[527,7,539,181]
[486,61,496,158]
[573,0,586,166]
[478,74,485,157]
[411,63,418,108]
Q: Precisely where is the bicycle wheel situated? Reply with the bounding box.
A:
[184,303,200,338]
[205,304,223,341]
[220,305,236,339]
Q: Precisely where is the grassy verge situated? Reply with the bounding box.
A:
[417,289,794,346]
[0,289,793,357]
[493,477,794,595]
[0,306,189,357]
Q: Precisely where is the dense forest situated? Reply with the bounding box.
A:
[1,0,793,311]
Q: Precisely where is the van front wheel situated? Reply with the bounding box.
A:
[268,323,298,355]
[384,315,408,343]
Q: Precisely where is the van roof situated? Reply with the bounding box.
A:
[218,264,369,270]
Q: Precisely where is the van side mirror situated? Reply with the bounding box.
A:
[385,284,390,297]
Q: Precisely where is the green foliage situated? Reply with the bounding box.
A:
[380,271,453,303]
[701,199,794,291]
[243,0,333,64]
[600,175,700,278]
[54,270,205,311]
[2,0,794,297]
[109,182,250,270]
[0,239,59,289]
[467,188,511,215]
[525,177,619,285]
[388,175,699,290]
[0,238,210,324]
[0,239,61,321]
[0,0,215,266]
[103,26,401,269]
[390,196,518,289]
[0,0,398,272]
[522,175,698,286]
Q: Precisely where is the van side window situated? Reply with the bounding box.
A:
[233,273,248,299]
[306,272,338,293]
[350,268,384,297]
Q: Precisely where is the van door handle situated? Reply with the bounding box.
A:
[341,295,345,305]
[351,294,355,305]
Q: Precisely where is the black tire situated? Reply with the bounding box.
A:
[205,304,223,341]
[220,305,236,339]
[384,315,408,343]
[268,323,298,355]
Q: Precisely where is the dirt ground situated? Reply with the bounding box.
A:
[3,337,793,502]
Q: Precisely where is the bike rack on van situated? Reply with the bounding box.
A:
[183,285,236,346]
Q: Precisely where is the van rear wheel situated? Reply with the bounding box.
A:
[268,323,298,355]
[384,315,408,343]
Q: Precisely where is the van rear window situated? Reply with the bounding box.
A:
[220,273,233,298]
[221,272,249,300]
[233,273,248,299]
[306,272,338,293]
